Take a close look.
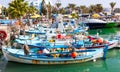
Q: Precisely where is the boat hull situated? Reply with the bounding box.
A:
[2,48,103,64]
[85,23,106,29]
[85,40,118,49]
[105,22,116,28]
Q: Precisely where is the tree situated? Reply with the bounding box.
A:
[56,3,61,9]
[27,6,37,15]
[8,0,28,19]
[110,2,116,14]
[89,4,103,13]
[41,0,47,15]
[68,3,76,13]
[7,0,29,36]
[59,8,66,14]
[89,5,96,14]
[52,7,57,14]
[46,2,52,18]
[55,2,61,13]
[80,5,89,14]
[95,4,103,13]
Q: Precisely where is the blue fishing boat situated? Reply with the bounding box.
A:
[15,34,118,50]
[2,45,105,64]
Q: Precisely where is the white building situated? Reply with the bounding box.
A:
[0,4,2,14]
[103,8,111,15]
[30,0,52,10]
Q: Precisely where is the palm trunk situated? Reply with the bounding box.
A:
[27,14,31,26]
[111,8,113,15]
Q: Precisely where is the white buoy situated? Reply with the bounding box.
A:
[93,59,96,62]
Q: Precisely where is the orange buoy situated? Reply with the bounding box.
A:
[15,20,20,26]
[97,38,103,43]
[91,39,97,43]
[71,52,77,59]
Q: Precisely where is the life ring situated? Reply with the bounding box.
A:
[56,34,63,39]
[0,30,7,40]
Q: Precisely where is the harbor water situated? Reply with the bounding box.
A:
[1,27,120,72]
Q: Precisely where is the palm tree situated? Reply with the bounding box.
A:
[55,2,61,14]
[52,7,57,14]
[89,5,96,14]
[56,3,61,9]
[68,3,76,13]
[95,4,103,13]
[110,2,116,14]
[41,0,47,15]
[8,0,28,19]
[7,0,29,36]
[59,8,66,14]
[46,2,52,19]
[7,0,29,29]
[80,5,89,14]
[27,6,37,15]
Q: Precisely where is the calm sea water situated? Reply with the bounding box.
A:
[1,28,120,72]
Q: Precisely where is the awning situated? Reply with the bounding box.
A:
[92,14,100,18]
[31,14,41,18]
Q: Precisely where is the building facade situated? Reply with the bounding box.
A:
[30,0,52,10]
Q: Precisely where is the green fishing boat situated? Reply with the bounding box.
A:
[105,21,116,28]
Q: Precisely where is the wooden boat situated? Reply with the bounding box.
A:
[14,35,118,50]
[17,35,40,40]
[1,24,109,65]
[72,34,118,49]
[22,29,46,34]
[2,45,105,64]
[73,39,118,49]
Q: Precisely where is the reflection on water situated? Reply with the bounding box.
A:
[88,28,117,35]
[1,28,120,72]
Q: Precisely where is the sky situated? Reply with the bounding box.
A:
[0,0,120,8]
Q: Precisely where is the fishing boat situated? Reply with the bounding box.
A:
[72,35,118,49]
[1,26,109,65]
[14,33,118,50]
[2,44,106,64]
[21,27,47,34]
[105,21,116,28]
